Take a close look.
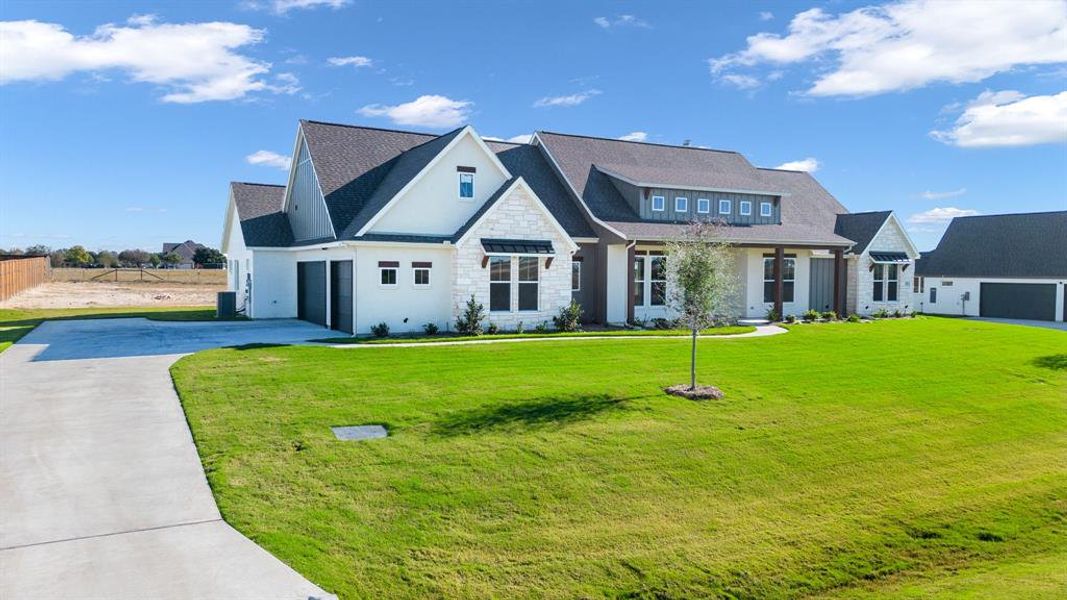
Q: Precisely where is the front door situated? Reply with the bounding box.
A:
[633,253,667,320]
[809,258,835,312]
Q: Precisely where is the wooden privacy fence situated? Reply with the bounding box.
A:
[0,256,51,301]
[51,267,227,285]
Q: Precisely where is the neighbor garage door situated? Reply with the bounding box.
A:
[297,261,327,327]
[979,282,1056,321]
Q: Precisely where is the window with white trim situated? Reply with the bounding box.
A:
[697,198,710,213]
[739,200,752,216]
[760,201,773,217]
[413,265,431,287]
[489,257,510,311]
[649,255,667,306]
[719,199,732,215]
[873,263,898,302]
[571,260,581,292]
[675,197,688,212]
[379,267,397,286]
[651,195,665,212]
[518,256,539,311]
[762,256,795,303]
[458,172,475,199]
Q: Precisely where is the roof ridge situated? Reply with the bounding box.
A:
[954,210,1067,220]
[231,181,285,188]
[300,118,438,138]
[393,125,466,156]
[537,130,742,155]
[842,210,892,216]
[757,167,813,174]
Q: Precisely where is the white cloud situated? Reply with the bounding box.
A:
[931,90,1067,148]
[759,11,774,21]
[721,74,762,90]
[774,157,820,172]
[245,0,350,15]
[358,94,472,128]
[507,134,532,144]
[920,187,966,200]
[594,14,651,29]
[0,17,278,103]
[327,55,372,68]
[533,89,601,108]
[710,0,1067,97]
[246,150,292,170]
[619,131,648,142]
[908,207,979,224]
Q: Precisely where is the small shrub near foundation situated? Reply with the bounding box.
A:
[370,322,390,338]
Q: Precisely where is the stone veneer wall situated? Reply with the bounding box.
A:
[452,185,574,330]
[852,219,915,315]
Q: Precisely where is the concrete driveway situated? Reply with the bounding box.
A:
[969,317,1067,331]
[0,318,334,599]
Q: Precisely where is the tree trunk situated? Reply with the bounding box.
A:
[690,326,697,390]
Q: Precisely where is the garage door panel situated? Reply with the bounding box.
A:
[297,261,327,326]
[979,282,1056,321]
[330,260,353,333]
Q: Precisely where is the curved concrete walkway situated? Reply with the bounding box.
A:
[0,318,334,600]
[324,324,788,349]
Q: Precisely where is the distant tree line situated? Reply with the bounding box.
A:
[1,245,227,269]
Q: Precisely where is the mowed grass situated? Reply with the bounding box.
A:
[0,306,226,353]
[314,324,756,345]
[171,318,1067,599]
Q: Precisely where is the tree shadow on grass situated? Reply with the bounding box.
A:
[433,394,632,437]
[1031,354,1067,371]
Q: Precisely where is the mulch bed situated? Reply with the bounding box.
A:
[665,384,725,400]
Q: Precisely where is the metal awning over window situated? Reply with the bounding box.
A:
[870,252,910,263]
[481,238,555,255]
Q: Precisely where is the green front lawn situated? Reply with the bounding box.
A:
[314,324,756,345]
[0,306,229,353]
[171,318,1067,598]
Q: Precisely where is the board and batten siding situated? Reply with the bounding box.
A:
[605,175,780,225]
[287,139,334,242]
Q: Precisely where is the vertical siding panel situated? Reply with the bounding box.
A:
[287,140,334,242]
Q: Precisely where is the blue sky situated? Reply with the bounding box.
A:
[1,0,1064,252]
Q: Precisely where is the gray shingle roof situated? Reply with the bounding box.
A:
[602,220,855,246]
[230,182,293,247]
[834,211,892,254]
[916,211,1067,278]
[488,142,596,238]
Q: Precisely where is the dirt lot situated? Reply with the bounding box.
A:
[0,282,221,309]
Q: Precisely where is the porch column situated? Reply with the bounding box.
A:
[773,246,784,319]
[626,244,636,323]
[833,247,844,316]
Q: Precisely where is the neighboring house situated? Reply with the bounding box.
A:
[221,120,919,334]
[915,211,1066,322]
[161,240,206,269]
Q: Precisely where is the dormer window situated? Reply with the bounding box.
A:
[675,197,688,212]
[740,200,752,216]
[458,167,476,199]
[651,195,665,212]
[718,199,732,215]
[697,198,710,214]
[760,201,773,217]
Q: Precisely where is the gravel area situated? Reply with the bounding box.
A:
[0,282,221,309]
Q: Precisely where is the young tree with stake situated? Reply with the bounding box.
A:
[665,221,739,398]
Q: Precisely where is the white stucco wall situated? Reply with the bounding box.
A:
[452,184,574,330]
[604,244,628,324]
[250,246,355,320]
[369,133,509,236]
[741,247,816,318]
[916,276,1065,320]
[352,244,455,334]
[222,201,252,311]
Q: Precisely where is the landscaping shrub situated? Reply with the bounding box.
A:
[422,322,439,336]
[765,308,780,322]
[785,314,797,324]
[454,294,485,336]
[803,309,821,322]
[370,322,390,337]
[534,321,549,333]
[847,313,862,323]
[552,300,583,332]
[873,308,890,319]
[486,322,500,335]
[822,310,837,321]
[893,309,903,318]
[651,318,676,330]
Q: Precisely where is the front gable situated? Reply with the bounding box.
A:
[865,213,920,259]
[365,128,511,236]
[284,129,335,243]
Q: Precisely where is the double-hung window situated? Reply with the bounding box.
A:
[489,257,510,311]
[697,198,710,214]
[571,260,581,292]
[458,169,475,199]
[650,255,667,306]
[379,261,398,287]
[760,201,773,217]
[719,199,732,215]
[873,263,898,302]
[762,256,796,303]
[633,257,645,307]
[412,262,431,287]
[675,197,688,213]
[739,200,752,216]
[651,195,665,212]
[518,257,539,311]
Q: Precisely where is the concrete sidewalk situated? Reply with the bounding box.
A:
[0,318,334,599]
